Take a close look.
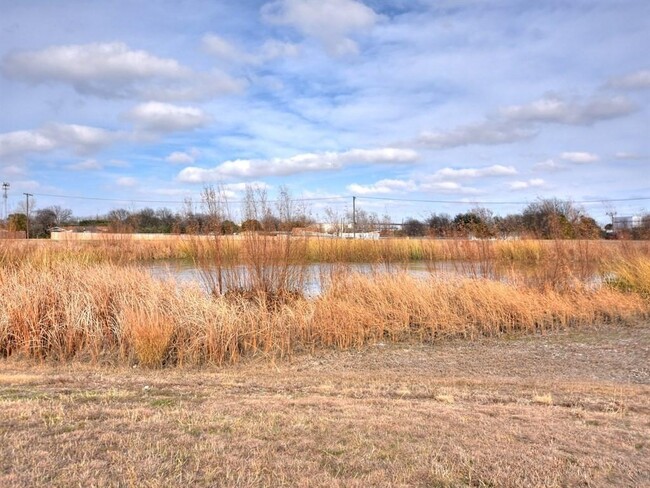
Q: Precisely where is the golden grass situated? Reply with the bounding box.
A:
[1,259,648,366]
[2,236,649,267]
[607,254,650,298]
[532,393,554,405]
[123,308,175,367]
[434,393,455,403]
[314,271,647,346]
[2,235,649,367]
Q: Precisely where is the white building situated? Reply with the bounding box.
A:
[613,215,642,231]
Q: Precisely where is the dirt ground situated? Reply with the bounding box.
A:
[1,323,649,487]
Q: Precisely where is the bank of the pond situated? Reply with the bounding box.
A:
[1,261,647,367]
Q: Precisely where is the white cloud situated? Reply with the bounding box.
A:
[0,123,118,160]
[416,91,635,150]
[126,102,211,134]
[606,69,650,90]
[347,178,417,195]
[165,151,196,164]
[66,158,128,171]
[261,0,379,56]
[178,147,418,182]
[66,159,103,171]
[2,42,242,101]
[533,159,565,172]
[0,130,57,159]
[1,164,26,177]
[141,70,244,102]
[202,34,248,62]
[371,164,516,196]
[501,94,635,125]
[560,151,599,163]
[260,39,301,60]
[3,41,184,81]
[417,121,536,149]
[202,33,300,65]
[418,181,481,195]
[116,176,137,187]
[533,153,598,171]
[343,148,417,164]
[431,164,518,180]
[339,164,513,197]
[221,181,270,199]
[41,124,116,153]
[221,181,270,192]
[614,151,645,160]
[347,177,481,196]
[2,42,184,94]
[508,179,545,190]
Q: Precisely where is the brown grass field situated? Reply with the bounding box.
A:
[1,237,649,486]
[1,323,649,487]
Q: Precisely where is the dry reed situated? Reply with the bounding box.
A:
[2,236,649,267]
[1,258,647,367]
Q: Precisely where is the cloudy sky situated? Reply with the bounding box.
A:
[1,0,648,222]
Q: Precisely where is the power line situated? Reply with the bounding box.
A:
[357,195,650,205]
[30,192,348,205]
[27,191,650,207]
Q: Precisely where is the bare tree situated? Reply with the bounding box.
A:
[244,185,277,231]
[202,185,230,234]
[323,206,343,235]
[276,185,294,232]
[49,205,74,226]
[107,208,132,233]
[349,209,379,233]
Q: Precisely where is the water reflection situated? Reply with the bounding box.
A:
[144,259,604,295]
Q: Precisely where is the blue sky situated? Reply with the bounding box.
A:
[1,0,648,223]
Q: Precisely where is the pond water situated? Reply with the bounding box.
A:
[145,261,433,295]
[143,259,605,295]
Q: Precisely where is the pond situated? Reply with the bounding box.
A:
[144,259,605,295]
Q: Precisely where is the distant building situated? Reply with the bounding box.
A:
[340,231,381,240]
[613,216,642,231]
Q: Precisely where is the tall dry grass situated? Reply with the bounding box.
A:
[606,255,650,299]
[0,237,197,267]
[1,259,647,367]
[1,235,649,269]
[314,272,647,348]
[190,233,310,300]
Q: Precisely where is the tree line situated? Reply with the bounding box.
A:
[4,195,650,240]
[401,199,610,239]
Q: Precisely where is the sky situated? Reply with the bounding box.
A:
[1,0,649,223]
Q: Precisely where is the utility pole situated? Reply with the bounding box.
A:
[2,182,8,222]
[606,211,617,235]
[352,195,356,239]
[24,193,32,239]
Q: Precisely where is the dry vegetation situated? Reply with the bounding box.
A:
[0,250,649,366]
[1,234,649,266]
[2,236,650,486]
[1,324,648,487]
